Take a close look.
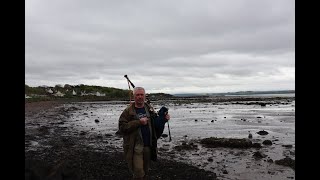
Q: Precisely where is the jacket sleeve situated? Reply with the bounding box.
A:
[118,107,141,134]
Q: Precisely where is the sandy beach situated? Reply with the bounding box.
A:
[25,96,295,180]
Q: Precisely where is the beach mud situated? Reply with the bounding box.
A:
[25,96,295,180]
[25,101,217,180]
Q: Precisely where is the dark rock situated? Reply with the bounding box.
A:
[174,143,199,151]
[25,159,80,180]
[267,159,274,163]
[257,130,269,135]
[253,151,267,159]
[275,157,295,170]
[200,137,255,148]
[97,135,103,139]
[252,143,262,148]
[182,142,187,146]
[248,131,253,139]
[282,144,293,148]
[105,133,113,137]
[262,140,272,145]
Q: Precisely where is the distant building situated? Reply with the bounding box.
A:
[95,91,106,96]
[25,94,31,98]
[46,88,53,94]
[81,91,87,96]
[72,90,77,95]
[54,91,65,97]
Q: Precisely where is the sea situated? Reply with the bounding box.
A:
[224,93,295,97]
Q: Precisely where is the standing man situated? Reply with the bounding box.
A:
[118,87,170,180]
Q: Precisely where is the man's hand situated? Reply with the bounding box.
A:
[140,117,149,125]
[165,113,170,121]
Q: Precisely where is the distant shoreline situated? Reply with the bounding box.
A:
[224,93,295,97]
[25,95,295,106]
[173,90,295,97]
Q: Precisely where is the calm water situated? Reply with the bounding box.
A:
[225,93,295,97]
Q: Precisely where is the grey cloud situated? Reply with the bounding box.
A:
[25,0,295,93]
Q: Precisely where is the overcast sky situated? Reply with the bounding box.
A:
[25,0,295,94]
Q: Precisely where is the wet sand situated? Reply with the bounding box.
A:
[25,100,217,180]
[25,96,295,180]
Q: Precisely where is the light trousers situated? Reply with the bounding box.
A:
[132,146,150,178]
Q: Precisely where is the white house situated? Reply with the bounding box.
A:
[81,91,87,96]
[46,88,53,94]
[72,90,77,95]
[25,94,31,98]
[95,92,106,96]
[54,91,65,97]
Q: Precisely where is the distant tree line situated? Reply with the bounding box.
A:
[25,84,131,100]
[25,84,173,101]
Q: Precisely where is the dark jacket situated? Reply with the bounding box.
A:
[118,102,167,169]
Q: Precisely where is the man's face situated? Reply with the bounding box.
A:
[134,89,145,105]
